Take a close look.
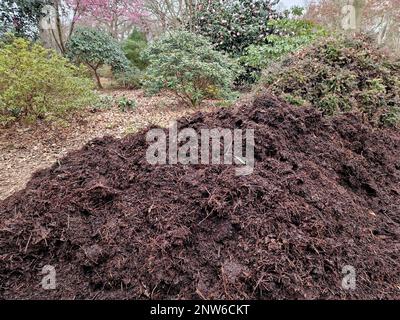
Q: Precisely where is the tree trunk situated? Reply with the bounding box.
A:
[94,69,103,89]
[54,0,66,54]
[88,63,103,89]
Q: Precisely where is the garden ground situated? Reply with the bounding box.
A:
[0,89,219,200]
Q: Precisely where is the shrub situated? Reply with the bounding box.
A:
[191,0,281,85]
[123,29,149,70]
[91,94,114,112]
[117,96,137,112]
[114,66,142,89]
[260,35,400,127]
[117,29,148,89]
[66,27,130,89]
[240,19,326,82]
[192,0,281,56]
[191,3,325,85]
[0,37,96,125]
[0,0,45,39]
[142,31,241,107]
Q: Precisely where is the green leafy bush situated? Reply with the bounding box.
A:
[114,66,142,89]
[66,27,130,89]
[123,29,149,70]
[0,0,46,39]
[117,96,137,112]
[0,37,95,125]
[115,29,149,89]
[240,19,326,82]
[191,3,325,85]
[192,0,281,85]
[91,94,114,112]
[192,0,280,56]
[142,31,241,107]
[260,35,400,126]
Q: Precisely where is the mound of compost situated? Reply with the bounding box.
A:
[1,94,399,299]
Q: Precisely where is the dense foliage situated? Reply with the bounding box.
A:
[67,0,145,40]
[143,31,241,107]
[0,0,48,39]
[114,66,142,89]
[116,28,149,89]
[66,27,130,88]
[192,0,281,56]
[0,37,95,125]
[191,2,325,85]
[240,18,326,82]
[261,36,400,126]
[123,28,149,70]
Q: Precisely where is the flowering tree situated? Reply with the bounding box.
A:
[192,0,282,55]
[41,0,145,54]
[0,0,50,39]
[70,0,146,39]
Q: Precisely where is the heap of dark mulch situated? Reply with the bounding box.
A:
[1,94,399,299]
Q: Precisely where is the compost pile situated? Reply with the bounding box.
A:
[1,94,399,299]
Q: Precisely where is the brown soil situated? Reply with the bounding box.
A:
[0,94,399,299]
[0,89,218,201]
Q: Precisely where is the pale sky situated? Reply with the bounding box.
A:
[278,0,310,10]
